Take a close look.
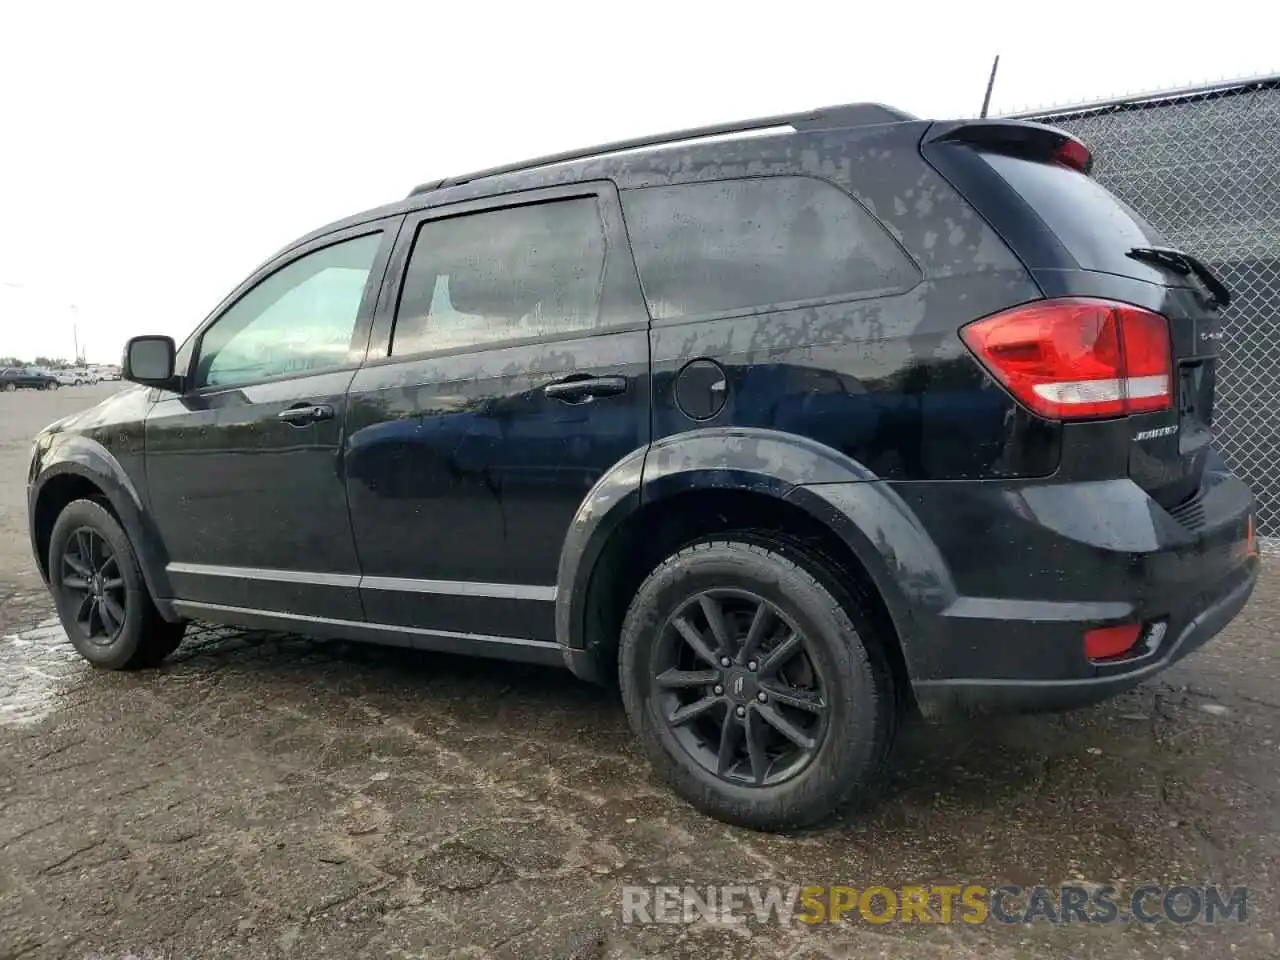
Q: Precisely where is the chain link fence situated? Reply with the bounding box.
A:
[1013,76,1280,540]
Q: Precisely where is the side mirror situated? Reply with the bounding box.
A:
[122,335,180,390]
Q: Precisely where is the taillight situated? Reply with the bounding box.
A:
[960,298,1172,420]
[1052,138,1093,174]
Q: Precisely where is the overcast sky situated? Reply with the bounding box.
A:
[1,0,1274,363]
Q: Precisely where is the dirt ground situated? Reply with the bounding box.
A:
[2,384,1278,959]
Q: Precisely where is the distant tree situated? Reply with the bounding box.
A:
[0,357,21,366]
[33,356,56,367]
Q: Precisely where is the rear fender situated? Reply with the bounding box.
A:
[784,480,956,678]
[555,428,955,681]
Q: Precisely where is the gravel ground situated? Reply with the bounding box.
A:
[1,384,1277,959]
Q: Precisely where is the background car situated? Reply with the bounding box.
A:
[1,366,58,391]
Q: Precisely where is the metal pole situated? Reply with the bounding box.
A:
[980,54,1001,118]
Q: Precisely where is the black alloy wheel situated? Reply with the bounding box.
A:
[49,498,186,669]
[59,526,128,645]
[652,588,828,787]
[619,538,895,831]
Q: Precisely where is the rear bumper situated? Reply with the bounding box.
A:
[912,556,1257,713]
[805,458,1259,716]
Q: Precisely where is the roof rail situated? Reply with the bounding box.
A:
[406,102,915,197]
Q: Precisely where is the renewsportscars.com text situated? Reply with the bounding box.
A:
[621,883,1249,926]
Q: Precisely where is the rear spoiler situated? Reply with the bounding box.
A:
[923,119,1093,175]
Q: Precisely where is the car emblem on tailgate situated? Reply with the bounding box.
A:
[1134,425,1178,441]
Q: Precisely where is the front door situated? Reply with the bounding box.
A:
[344,184,651,643]
[145,221,399,620]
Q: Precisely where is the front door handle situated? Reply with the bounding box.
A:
[278,402,335,425]
[544,375,628,403]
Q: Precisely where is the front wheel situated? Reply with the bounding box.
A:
[49,499,186,669]
[45,380,58,390]
[619,538,895,831]
[2,382,14,392]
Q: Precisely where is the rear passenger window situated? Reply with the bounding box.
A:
[392,198,606,355]
[621,177,918,322]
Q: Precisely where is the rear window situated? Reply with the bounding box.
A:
[981,152,1169,277]
[621,176,918,322]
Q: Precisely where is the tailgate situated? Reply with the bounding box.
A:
[974,149,1230,510]
[1129,286,1222,509]
[921,121,1232,511]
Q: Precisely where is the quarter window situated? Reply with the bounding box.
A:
[621,176,918,321]
[391,197,606,356]
[196,233,382,388]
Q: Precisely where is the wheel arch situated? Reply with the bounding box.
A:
[555,429,956,692]
[31,440,177,618]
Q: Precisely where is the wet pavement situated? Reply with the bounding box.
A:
[2,387,1279,959]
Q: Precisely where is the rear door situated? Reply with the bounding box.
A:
[344,183,651,643]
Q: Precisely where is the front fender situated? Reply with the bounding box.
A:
[29,434,175,608]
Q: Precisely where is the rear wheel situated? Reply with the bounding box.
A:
[45,380,58,390]
[2,382,14,392]
[619,537,895,831]
[49,499,185,669]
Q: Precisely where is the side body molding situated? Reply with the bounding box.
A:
[28,433,178,617]
[554,428,956,683]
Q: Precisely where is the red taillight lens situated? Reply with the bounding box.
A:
[960,298,1172,420]
[1052,138,1093,173]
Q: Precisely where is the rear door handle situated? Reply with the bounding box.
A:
[544,376,628,403]
[278,403,335,425]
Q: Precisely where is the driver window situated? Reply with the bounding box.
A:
[196,233,382,388]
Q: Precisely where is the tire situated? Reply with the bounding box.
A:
[45,381,58,390]
[48,499,186,669]
[619,537,895,831]
[2,382,14,392]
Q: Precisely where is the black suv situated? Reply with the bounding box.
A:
[3,367,58,391]
[27,103,1259,830]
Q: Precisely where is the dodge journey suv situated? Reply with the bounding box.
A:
[28,102,1259,830]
